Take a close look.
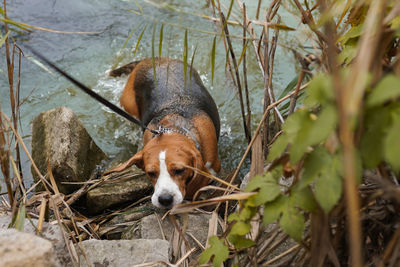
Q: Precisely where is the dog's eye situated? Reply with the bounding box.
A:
[147,171,157,179]
[173,168,185,176]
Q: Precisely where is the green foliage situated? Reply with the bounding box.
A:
[280,204,305,242]
[228,235,256,249]
[361,75,400,171]
[268,73,338,163]
[158,24,164,58]
[244,172,281,206]
[200,1,400,265]
[303,73,335,108]
[263,195,286,225]
[384,112,400,171]
[199,236,229,267]
[133,24,147,57]
[314,156,343,214]
[13,204,26,231]
[211,36,216,84]
[0,31,9,48]
[366,75,400,108]
[267,105,337,164]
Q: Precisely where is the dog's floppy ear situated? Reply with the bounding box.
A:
[103,150,144,175]
[185,148,210,199]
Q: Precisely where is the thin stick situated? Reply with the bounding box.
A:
[256,0,262,19]
[0,111,50,192]
[37,197,48,233]
[242,4,251,136]
[288,69,306,115]
[262,18,271,158]
[220,12,251,143]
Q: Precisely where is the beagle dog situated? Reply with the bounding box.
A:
[108,58,221,209]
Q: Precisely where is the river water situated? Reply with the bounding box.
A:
[0,0,297,186]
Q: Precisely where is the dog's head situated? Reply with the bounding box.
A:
[114,133,209,208]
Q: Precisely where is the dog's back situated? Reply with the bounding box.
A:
[111,58,220,137]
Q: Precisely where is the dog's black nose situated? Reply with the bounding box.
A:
[158,194,173,207]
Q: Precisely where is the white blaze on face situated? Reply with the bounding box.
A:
[151,150,183,208]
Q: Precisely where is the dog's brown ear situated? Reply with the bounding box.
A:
[185,149,210,199]
[103,150,144,175]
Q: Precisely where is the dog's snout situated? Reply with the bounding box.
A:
[158,194,174,207]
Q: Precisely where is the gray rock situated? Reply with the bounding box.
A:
[31,106,107,194]
[0,214,71,266]
[0,228,60,267]
[100,201,155,239]
[77,239,170,267]
[129,213,215,250]
[86,167,152,214]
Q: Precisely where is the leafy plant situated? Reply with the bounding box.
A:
[201,0,400,266]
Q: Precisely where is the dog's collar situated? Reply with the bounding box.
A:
[152,125,201,151]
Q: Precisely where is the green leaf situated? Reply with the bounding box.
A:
[338,41,357,64]
[384,112,400,171]
[337,23,363,44]
[226,0,234,22]
[366,75,400,108]
[285,105,336,164]
[228,212,240,222]
[239,206,256,221]
[314,159,342,214]
[290,186,316,212]
[211,36,216,85]
[230,221,251,236]
[288,110,313,163]
[158,24,164,58]
[245,172,276,192]
[0,31,9,48]
[199,236,229,266]
[278,74,301,99]
[304,74,334,108]
[263,195,286,225]
[267,133,289,161]
[133,24,147,57]
[282,109,308,138]
[280,205,305,242]
[14,204,26,231]
[227,205,256,224]
[300,147,332,188]
[253,184,281,206]
[308,105,337,144]
[389,15,400,32]
[189,44,198,87]
[360,107,390,168]
[228,235,256,249]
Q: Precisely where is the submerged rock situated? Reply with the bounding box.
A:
[0,228,60,267]
[77,239,170,267]
[86,167,152,214]
[31,106,107,194]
